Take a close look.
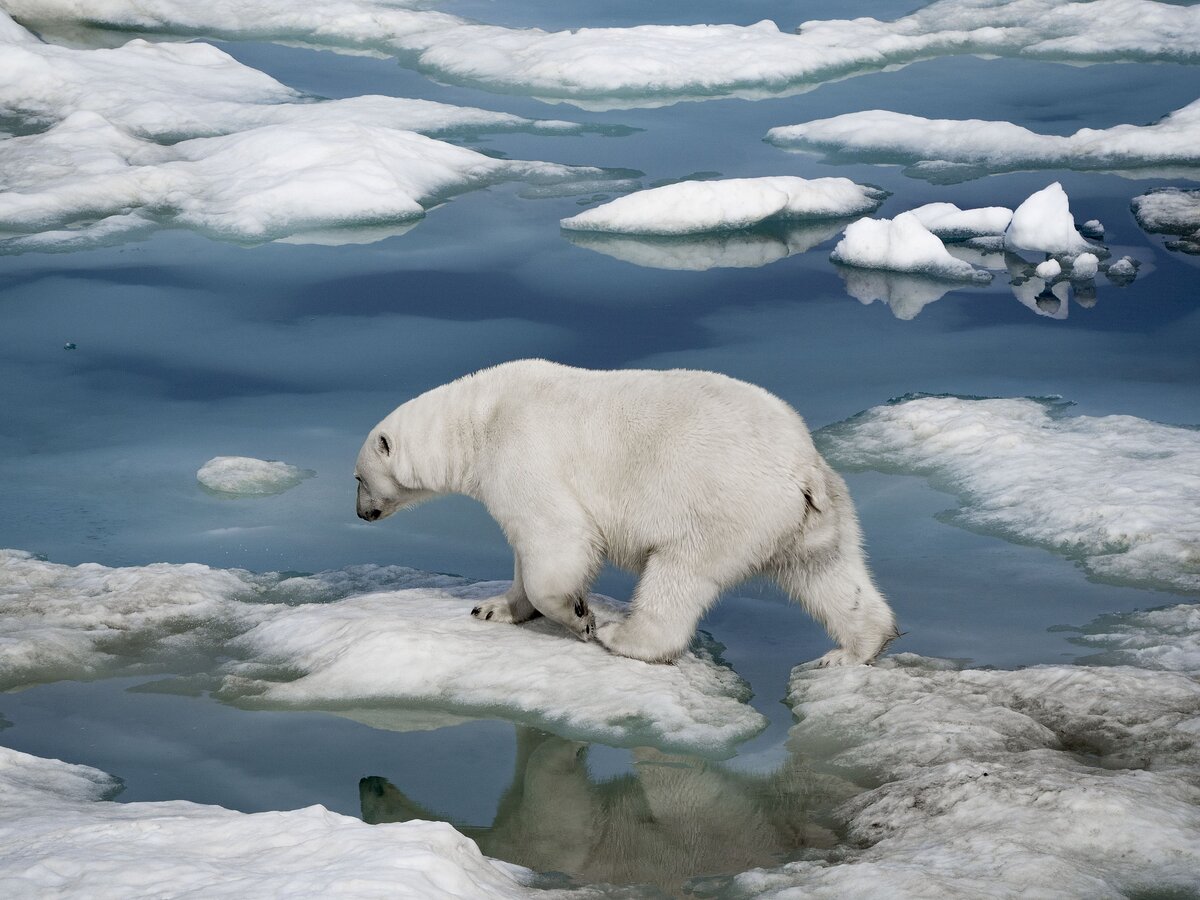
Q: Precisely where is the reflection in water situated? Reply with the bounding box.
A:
[562,220,851,271]
[837,265,969,320]
[361,728,839,894]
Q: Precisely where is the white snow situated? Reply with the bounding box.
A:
[724,654,1200,898]
[907,202,1013,240]
[0,746,546,899]
[1034,258,1062,280]
[0,551,764,753]
[831,213,993,283]
[559,177,886,235]
[1071,251,1099,279]
[218,581,766,754]
[766,98,1200,177]
[7,0,1200,107]
[0,111,601,246]
[1132,187,1200,253]
[1005,182,1096,257]
[196,456,314,496]
[819,396,1200,590]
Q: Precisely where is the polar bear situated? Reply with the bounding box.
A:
[355,360,897,666]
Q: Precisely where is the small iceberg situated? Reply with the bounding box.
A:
[196,456,314,496]
[1132,187,1200,254]
[1004,182,1098,257]
[819,395,1200,591]
[560,177,886,235]
[831,213,993,283]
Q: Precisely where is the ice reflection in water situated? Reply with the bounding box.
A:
[361,727,840,895]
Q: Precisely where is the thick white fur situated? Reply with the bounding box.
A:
[355,360,898,665]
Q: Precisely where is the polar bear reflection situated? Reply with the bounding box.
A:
[360,728,838,892]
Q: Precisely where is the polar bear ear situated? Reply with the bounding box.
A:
[377,433,391,457]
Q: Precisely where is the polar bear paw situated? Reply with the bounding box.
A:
[470,599,527,624]
[813,648,863,668]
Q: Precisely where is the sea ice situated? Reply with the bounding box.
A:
[0,746,551,899]
[1132,187,1200,254]
[196,456,314,496]
[819,395,1200,591]
[1071,252,1099,279]
[1068,603,1200,671]
[722,654,1200,897]
[907,202,1013,240]
[830,213,993,283]
[7,0,1200,107]
[766,99,1200,178]
[559,177,886,235]
[1034,258,1062,280]
[0,112,603,247]
[1004,182,1097,257]
[0,552,764,753]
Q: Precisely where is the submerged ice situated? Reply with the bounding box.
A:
[196,456,314,496]
[819,396,1200,591]
[0,552,764,753]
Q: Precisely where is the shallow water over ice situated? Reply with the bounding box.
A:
[2,2,1200,895]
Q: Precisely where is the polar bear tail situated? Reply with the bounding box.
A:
[768,467,899,666]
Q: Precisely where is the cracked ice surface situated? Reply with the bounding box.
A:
[719,654,1200,898]
[0,552,765,753]
[0,746,556,899]
[560,178,886,236]
[818,396,1200,592]
[6,0,1200,107]
[766,99,1200,179]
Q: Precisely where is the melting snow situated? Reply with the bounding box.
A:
[1132,187,1200,254]
[819,396,1200,591]
[1004,182,1097,257]
[831,212,993,283]
[559,177,886,235]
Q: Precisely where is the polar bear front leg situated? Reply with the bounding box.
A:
[517,537,601,642]
[471,555,542,625]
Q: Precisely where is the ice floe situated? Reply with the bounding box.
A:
[559,177,886,236]
[196,456,314,496]
[1067,603,1200,671]
[908,202,1013,240]
[819,396,1200,591]
[718,654,1200,897]
[7,0,1200,107]
[831,212,993,283]
[0,111,604,248]
[766,98,1200,180]
[0,551,764,753]
[1004,182,1097,257]
[1132,187,1200,254]
[0,746,551,899]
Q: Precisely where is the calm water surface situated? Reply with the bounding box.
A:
[2,2,1198,894]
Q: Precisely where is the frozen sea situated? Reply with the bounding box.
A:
[1,1,1199,897]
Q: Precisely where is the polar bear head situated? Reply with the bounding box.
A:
[354,425,433,522]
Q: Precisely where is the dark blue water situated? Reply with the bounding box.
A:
[1,4,1198,893]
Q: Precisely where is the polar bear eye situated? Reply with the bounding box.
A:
[377,434,391,456]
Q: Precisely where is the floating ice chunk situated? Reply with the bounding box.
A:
[1105,254,1140,285]
[831,213,993,283]
[723,655,1200,897]
[8,0,1200,108]
[819,396,1200,591]
[767,99,1200,178]
[1132,187,1200,254]
[1080,218,1105,239]
[196,456,314,496]
[0,112,602,247]
[1004,182,1096,256]
[0,746,545,899]
[0,552,762,751]
[1071,251,1099,279]
[560,177,886,235]
[1068,603,1200,671]
[1034,258,1061,280]
[907,202,1012,240]
[219,582,766,755]
[0,12,599,141]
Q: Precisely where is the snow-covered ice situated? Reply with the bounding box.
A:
[766,98,1200,179]
[719,654,1200,898]
[908,202,1013,240]
[1068,603,1200,671]
[0,746,553,899]
[1035,258,1062,280]
[831,213,993,283]
[1071,251,1099,279]
[819,396,1200,591]
[1005,183,1097,257]
[1132,187,1200,254]
[7,0,1200,107]
[196,456,314,496]
[0,552,764,753]
[559,177,886,235]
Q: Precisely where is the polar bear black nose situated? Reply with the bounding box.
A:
[360,508,382,522]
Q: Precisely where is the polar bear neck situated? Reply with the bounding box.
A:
[390,380,487,497]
